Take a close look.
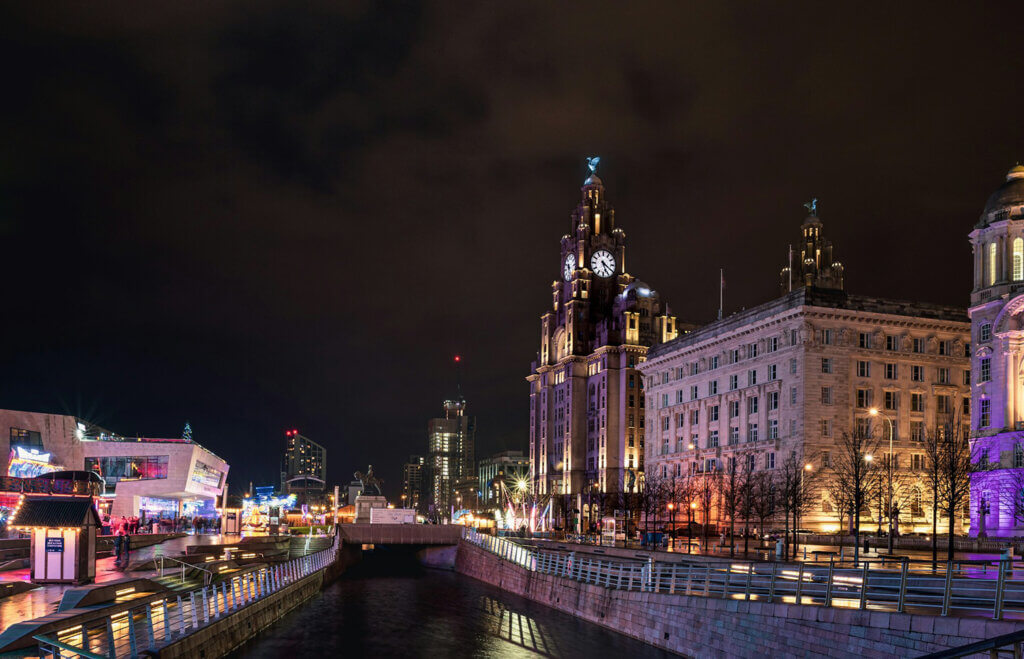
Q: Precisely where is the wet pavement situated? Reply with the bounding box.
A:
[0,533,228,630]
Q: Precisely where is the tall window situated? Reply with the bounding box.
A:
[989,242,997,286]
[981,399,991,427]
[1014,237,1023,281]
[980,357,992,383]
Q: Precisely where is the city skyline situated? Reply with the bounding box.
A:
[2,3,1024,495]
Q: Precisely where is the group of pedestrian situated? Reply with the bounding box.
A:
[101,515,142,535]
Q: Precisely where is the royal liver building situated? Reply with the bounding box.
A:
[968,165,1024,537]
[527,160,679,530]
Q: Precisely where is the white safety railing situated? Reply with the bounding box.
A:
[34,534,340,659]
[463,528,1024,620]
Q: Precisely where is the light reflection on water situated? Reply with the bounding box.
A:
[229,556,672,658]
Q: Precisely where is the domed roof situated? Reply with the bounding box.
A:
[583,173,604,187]
[620,280,654,300]
[978,165,1024,227]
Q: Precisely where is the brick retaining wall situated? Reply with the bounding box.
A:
[456,539,1024,657]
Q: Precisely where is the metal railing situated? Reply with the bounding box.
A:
[33,534,339,658]
[917,627,1024,658]
[464,529,1024,621]
[157,555,215,586]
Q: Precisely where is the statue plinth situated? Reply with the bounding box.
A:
[355,495,387,524]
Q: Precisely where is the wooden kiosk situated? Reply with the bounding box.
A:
[9,495,101,585]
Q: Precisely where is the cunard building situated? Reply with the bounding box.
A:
[527,160,680,529]
[641,203,970,533]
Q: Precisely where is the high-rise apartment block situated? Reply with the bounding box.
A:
[280,430,326,504]
[427,397,476,514]
[402,455,425,512]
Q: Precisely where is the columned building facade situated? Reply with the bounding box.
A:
[642,212,970,533]
[968,165,1024,536]
[527,163,679,528]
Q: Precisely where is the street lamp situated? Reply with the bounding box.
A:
[689,501,697,554]
[793,463,812,559]
[667,503,676,550]
[870,407,896,553]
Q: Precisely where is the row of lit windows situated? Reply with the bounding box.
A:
[986,239,1024,286]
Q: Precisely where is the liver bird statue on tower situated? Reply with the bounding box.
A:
[586,156,601,175]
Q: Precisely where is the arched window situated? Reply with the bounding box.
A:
[989,242,998,285]
[1014,238,1023,281]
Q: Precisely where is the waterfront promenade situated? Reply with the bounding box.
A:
[0,533,225,630]
[460,530,1024,656]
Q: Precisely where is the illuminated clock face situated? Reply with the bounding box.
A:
[563,253,576,281]
[591,249,616,278]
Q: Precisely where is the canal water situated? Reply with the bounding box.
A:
[230,552,673,658]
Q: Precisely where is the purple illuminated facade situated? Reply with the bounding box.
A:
[969,165,1024,537]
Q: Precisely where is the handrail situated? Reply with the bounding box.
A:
[31,530,342,658]
[462,528,1022,622]
[32,634,107,659]
[159,555,216,586]
[915,628,1024,658]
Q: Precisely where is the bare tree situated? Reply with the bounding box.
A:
[694,466,721,550]
[748,470,778,541]
[664,471,694,547]
[936,413,975,562]
[778,451,822,560]
[737,456,758,556]
[921,425,945,569]
[829,429,879,566]
[718,455,748,556]
[639,471,669,543]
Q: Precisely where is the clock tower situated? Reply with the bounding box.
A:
[527,159,679,531]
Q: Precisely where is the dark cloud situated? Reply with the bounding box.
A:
[1,2,1023,494]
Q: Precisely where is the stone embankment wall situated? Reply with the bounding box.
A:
[456,540,1024,657]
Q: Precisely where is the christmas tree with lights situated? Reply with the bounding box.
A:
[182,422,193,441]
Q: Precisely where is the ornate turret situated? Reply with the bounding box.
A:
[779,198,845,295]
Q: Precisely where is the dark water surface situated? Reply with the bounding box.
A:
[230,555,673,658]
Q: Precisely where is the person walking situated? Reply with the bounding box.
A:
[113,530,123,567]
[120,532,131,568]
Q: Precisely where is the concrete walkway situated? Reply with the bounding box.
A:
[0,534,230,630]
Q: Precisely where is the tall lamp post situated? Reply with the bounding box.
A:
[794,462,813,559]
[869,408,896,553]
[667,503,675,550]
[689,501,697,554]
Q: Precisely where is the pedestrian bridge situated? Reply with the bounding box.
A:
[337,524,462,545]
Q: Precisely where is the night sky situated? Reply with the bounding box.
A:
[2,3,1023,497]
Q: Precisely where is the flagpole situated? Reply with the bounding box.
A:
[718,268,723,320]
[788,244,793,292]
